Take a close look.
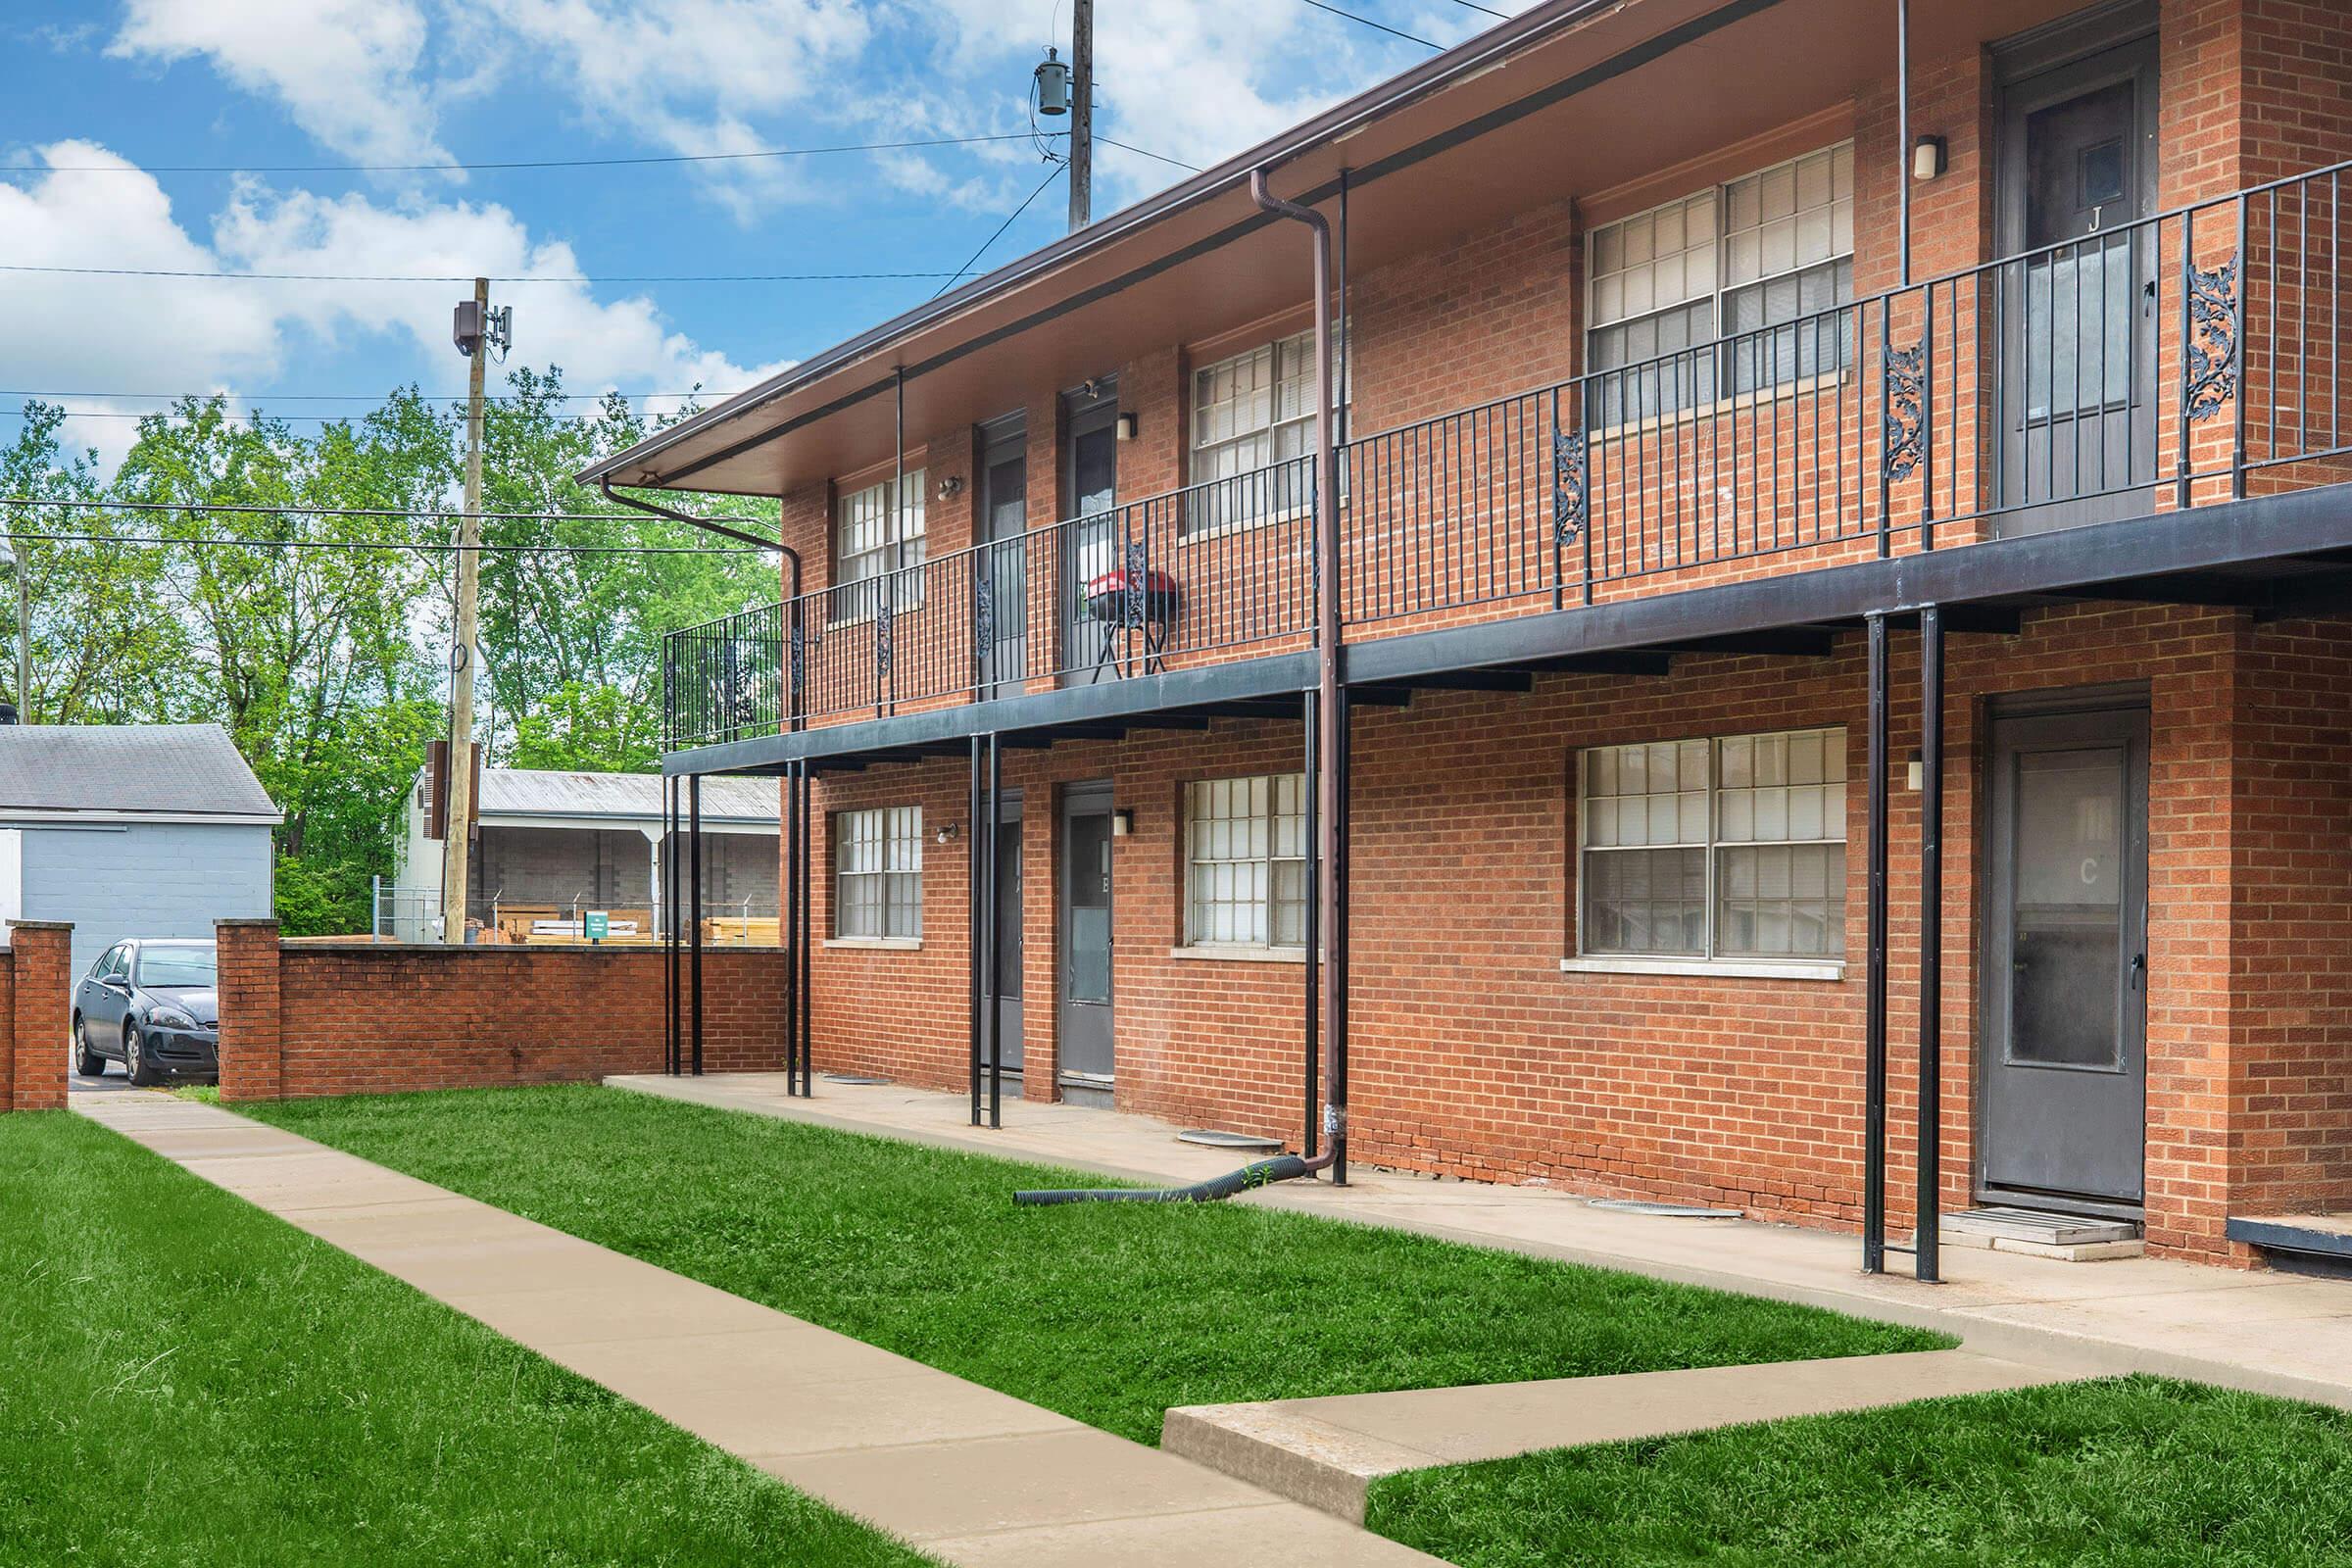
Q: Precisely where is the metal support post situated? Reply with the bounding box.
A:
[663,775,678,1075]
[1916,605,1944,1283]
[1331,686,1352,1186]
[1301,688,1319,1159]
[1862,612,1889,1272]
[986,732,1004,1129]
[968,736,983,1125]
[689,774,705,1077]
[797,760,813,1096]
[783,761,802,1095]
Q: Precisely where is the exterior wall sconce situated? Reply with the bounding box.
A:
[1912,134,1947,183]
[938,474,965,499]
[936,821,961,844]
[1114,412,1138,442]
[1906,750,1925,790]
[1110,808,1135,837]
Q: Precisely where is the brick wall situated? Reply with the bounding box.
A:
[798,605,2350,1264]
[216,922,790,1102]
[0,922,68,1112]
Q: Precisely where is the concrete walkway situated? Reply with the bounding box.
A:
[612,1072,2352,1413]
[1163,1348,2077,1522]
[73,1089,1440,1568]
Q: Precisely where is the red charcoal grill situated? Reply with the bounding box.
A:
[1084,564,1181,678]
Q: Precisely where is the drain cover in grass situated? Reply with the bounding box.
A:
[1177,1129,1286,1152]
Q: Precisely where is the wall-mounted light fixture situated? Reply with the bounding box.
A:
[1905,750,1925,790]
[1912,134,1947,183]
[935,821,961,845]
[1110,808,1135,837]
[1114,412,1139,442]
[938,474,965,499]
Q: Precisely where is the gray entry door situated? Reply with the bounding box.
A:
[1059,391,1119,687]
[978,418,1027,700]
[1057,782,1114,1101]
[1994,35,2160,531]
[1981,703,2150,1209]
[992,800,1024,1074]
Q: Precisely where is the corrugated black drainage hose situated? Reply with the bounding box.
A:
[1012,1154,1316,1205]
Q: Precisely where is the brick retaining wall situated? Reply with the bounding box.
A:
[217,923,790,1102]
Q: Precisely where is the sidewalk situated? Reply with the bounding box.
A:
[612,1071,2352,1413]
[73,1088,1439,1568]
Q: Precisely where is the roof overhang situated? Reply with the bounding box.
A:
[583,0,2080,503]
[0,809,284,827]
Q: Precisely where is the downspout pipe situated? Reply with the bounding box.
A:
[602,478,806,731]
[1014,165,1344,1210]
[1250,166,1345,1186]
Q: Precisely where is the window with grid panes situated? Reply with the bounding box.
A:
[1187,330,1342,533]
[1579,727,1846,961]
[832,471,926,622]
[1186,773,1307,948]
[1587,143,1854,424]
[834,806,923,939]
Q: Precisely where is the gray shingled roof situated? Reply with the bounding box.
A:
[476,767,777,824]
[0,724,280,820]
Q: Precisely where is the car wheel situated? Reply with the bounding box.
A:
[123,1023,158,1088]
[73,1016,106,1077]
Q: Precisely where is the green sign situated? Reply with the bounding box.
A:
[583,910,610,943]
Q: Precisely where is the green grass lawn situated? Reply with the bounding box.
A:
[246,1085,1942,1446]
[1366,1376,2352,1567]
[1,1110,933,1568]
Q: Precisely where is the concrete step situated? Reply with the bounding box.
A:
[1163,1349,2081,1524]
[1939,1206,2144,1261]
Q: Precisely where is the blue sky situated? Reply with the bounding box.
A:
[2,0,1523,470]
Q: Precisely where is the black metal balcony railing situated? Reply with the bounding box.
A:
[667,461,1316,746]
[667,159,2349,750]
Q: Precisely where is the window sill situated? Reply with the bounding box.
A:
[1560,955,1844,982]
[823,936,923,952]
[1170,944,1308,964]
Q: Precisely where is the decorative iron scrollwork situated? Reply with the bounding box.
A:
[1552,427,1589,543]
[973,572,995,648]
[1123,540,1149,628]
[1883,343,1925,483]
[874,597,895,679]
[2185,253,2239,422]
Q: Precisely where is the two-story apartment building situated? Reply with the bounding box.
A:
[591,0,2352,1274]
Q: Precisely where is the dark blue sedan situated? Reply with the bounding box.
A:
[73,939,220,1086]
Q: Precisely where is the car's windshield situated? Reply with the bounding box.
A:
[135,948,217,988]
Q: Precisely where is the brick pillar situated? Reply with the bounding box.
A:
[6,921,72,1111]
[216,918,284,1102]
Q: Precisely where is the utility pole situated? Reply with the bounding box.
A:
[7,541,26,717]
[441,276,494,944]
[1067,0,1094,230]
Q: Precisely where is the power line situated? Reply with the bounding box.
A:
[1096,135,1200,172]
[934,164,1068,299]
[17,131,1061,176]
[0,527,766,555]
[1436,0,1510,19]
[4,389,734,404]
[0,494,779,538]
[0,262,955,283]
[1297,0,1444,50]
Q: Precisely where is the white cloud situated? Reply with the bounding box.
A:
[0,144,786,469]
[111,0,453,171]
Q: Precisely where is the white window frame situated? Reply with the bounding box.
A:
[1182,772,1308,952]
[1584,141,1856,425]
[1185,328,1347,536]
[832,806,923,941]
[831,470,927,624]
[1574,726,1847,973]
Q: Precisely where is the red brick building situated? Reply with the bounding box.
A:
[592,0,2352,1272]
